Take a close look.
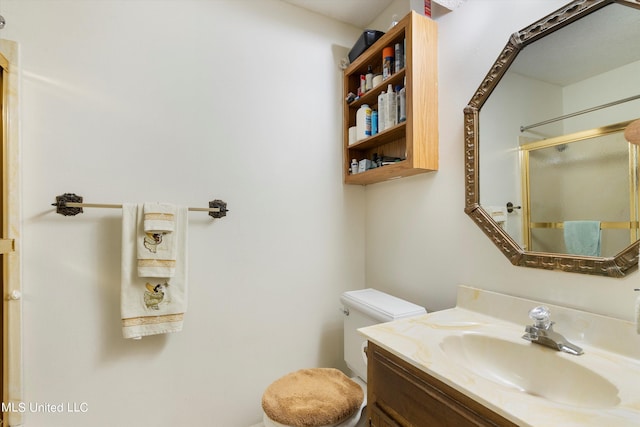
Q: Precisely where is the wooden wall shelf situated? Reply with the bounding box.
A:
[343,12,438,185]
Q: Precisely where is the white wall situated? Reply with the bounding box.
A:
[366,0,639,319]
[3,0,639,426]
[2,1,364,426]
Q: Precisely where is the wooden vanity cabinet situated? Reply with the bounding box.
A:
[366,342,518,427]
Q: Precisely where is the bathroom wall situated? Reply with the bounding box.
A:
[1,1,364,426]
[365,0,639,319]
[3,0,639,426]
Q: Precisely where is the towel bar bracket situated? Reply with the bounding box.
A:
[208,199,228,219]
[506,202,522,213]
[52,193,84,216]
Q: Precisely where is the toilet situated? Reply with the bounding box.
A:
[259,289,426,427]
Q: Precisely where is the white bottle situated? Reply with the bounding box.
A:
[365,65,373,92]
[356,104,372,141]
[378,91,386,133]
[385,84,397,129]
[398,82,406,123]
[350,159,358,174]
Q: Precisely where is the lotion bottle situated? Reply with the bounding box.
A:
[378,91,386,133]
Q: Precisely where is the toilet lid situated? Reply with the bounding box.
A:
[262,368,364,427]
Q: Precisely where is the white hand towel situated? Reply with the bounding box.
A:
[137,203,178,278]
[144,202,176,233]
[121,204,189,339]
[636,292,640,334]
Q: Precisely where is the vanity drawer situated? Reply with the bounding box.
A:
[370,403,402,427]
[367,342,518,427]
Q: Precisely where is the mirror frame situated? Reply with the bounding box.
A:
[463,0,640,278]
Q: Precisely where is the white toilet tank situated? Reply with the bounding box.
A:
[340,289,426,382]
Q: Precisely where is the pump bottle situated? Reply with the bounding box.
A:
[385,84,397,129]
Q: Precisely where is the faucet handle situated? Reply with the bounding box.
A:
[528,306,551,329]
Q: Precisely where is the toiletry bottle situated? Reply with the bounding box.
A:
[372,110,378,136]
[389,14,399,29]
[385,84,396,129]
[403,38,406,71]
[395,43,402,72]
[365,65,373,92]
[378,91,386,133]
[370,154,378,169]
[382,47,394,80]
[356,104,372,141]
[398,81,406,123]
[350,159,358,175]
[373,153,382,168]
[365,106,372,137]
[359,74,366,96]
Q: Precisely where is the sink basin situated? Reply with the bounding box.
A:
[440,333,620,408]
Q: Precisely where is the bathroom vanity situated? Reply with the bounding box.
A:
[360,286,640,427]
[367,342,516,426]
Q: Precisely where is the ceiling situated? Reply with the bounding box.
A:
[281,1,640,88]
[281,0,395,28]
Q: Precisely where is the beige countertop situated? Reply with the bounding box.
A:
[359,286,640,427]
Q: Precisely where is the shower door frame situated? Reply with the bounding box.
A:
[520,120,640,254]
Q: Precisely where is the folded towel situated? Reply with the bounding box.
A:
[636,293,640,334]
[137,203,178,278]
[144,202,176,234]
[564,220,601,257]
[121,204,189,339]
[485,205,508,228]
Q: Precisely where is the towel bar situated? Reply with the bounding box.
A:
[52,193,228,219]
[530,221,638,230]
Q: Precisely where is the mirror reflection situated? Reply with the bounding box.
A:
[478,2,640,258]
[465,0,640,276]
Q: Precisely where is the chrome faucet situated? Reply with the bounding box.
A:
[522,306,584,355]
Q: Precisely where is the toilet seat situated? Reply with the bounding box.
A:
[262,368,365,427]
[262,406,366,427]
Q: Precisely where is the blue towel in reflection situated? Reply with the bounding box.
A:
[564,221,601,256]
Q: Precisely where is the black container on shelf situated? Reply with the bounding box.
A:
[348,30,385,63]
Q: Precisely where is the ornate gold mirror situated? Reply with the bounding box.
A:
[464,0,640,277]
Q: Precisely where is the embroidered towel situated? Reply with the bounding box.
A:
[137,203,178,278]
[563,220,601,257]
[121,204,189,339]
[144,202,176,234]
